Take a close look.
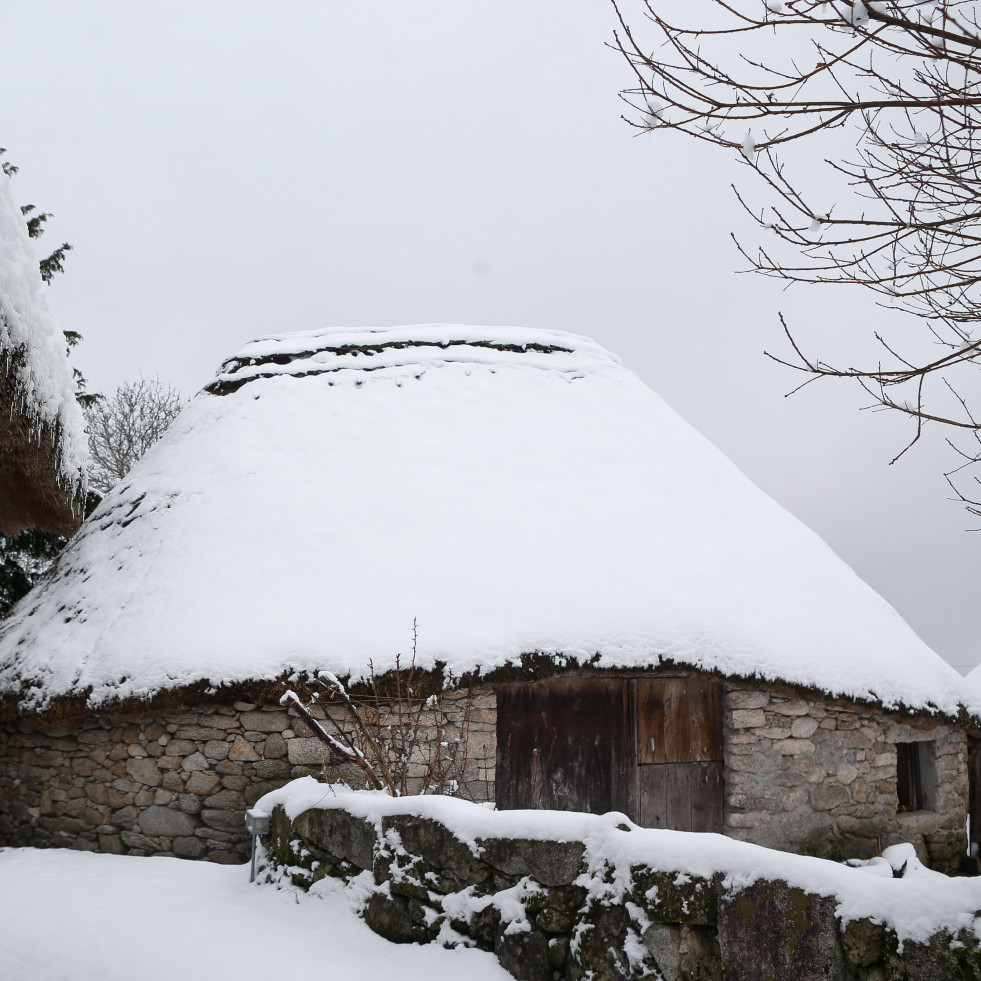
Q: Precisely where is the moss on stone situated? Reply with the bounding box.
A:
[629,867,718,925]
[842,918,886,968]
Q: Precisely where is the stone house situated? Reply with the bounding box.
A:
[0,325,976,867]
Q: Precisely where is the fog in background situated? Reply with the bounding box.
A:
[3,1,976,672]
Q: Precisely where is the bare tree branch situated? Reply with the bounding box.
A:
[613,0,981,514]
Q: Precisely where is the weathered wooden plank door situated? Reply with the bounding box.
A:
[634,678,723,833]
[496,678,633,815]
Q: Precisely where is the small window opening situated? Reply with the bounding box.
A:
[897,743,921,811]
[897,741,937,812]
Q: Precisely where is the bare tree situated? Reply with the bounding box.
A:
[613,0,981,515]
[85,377,183,494]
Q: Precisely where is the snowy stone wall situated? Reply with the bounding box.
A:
[260,787,981,981]
[0,690,496,861]
[724,685,969,866]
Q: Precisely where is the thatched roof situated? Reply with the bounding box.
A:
[0,349,80,536]
[0,324,973,717]
[0,174,86,536]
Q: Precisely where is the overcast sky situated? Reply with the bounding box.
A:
[3,1,977,673]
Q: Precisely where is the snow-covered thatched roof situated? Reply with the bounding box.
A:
[963,663,981,704]
[0,324,973,716]
[0,172,86,536]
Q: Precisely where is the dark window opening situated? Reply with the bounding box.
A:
[897,741,937,812]
[897,743,921,811]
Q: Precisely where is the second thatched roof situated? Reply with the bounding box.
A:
[0,172,87,536]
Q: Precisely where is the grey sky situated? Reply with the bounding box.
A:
[3,1,977,673]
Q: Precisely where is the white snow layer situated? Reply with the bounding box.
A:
[0,171,87,487]
[256,780,981,947]
[965,663,981,698]
[0,847,509,981]
[0,324,973,715]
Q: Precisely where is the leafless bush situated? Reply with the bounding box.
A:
[281,623,476,797]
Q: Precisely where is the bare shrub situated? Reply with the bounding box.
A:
[281,622,476,797]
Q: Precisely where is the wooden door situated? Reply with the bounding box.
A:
[634,678,723,833]
[496,678,633,815]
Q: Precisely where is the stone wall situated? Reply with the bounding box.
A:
[0,674,971,869]
[263,796,981,981]
[0,688,495,860]
[724,685,969,867]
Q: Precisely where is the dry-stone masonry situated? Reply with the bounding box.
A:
[0,672,971,869]
[264,796,981,981]
[0,689,497,861]
[724,684,969,867]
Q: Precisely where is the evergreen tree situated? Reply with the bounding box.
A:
[0,493,101,618]
[0,149,99,617]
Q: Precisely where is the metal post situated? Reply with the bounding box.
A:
[245,809,270,883]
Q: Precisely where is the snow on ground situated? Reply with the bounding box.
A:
[0,846,508,981]
[0,171,87,488]
[0,324,973,716]
[259,779,981,946]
